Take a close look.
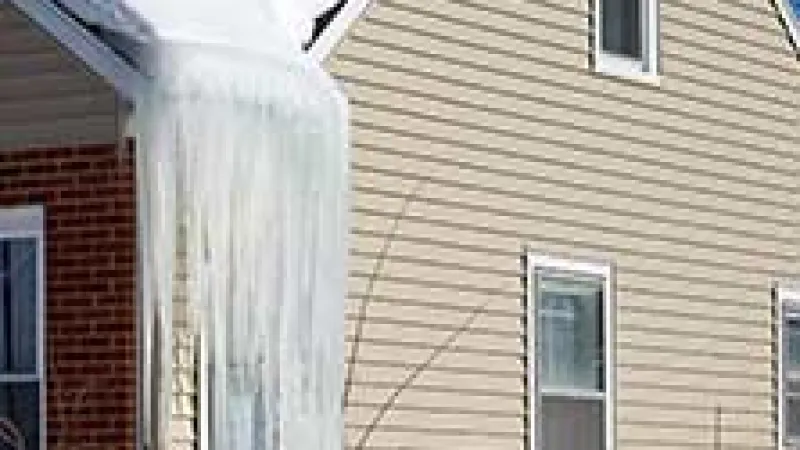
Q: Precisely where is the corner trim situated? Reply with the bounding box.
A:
[8,0,144,100]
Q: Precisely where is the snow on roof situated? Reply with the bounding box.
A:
[54,0,343,53]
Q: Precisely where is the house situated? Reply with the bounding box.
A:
[1,1,799,450]
[325,0,800,449]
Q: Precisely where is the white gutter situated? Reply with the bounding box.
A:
[9,0,145,100]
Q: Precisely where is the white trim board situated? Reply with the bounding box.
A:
[775,0,800,51]
[0,205,46,450]
[310,0,372,61]
[525,251,615,450]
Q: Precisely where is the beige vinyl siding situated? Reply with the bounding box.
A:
[328,0,800,448]
[0,2,119,149]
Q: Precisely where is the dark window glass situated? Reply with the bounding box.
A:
[0,240,37,375]
[0,383,38,450]
[541,396,604,450]
[0,238,39,450]
[601,0,642,58]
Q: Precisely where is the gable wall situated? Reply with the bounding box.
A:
[0,1,119,150]
[327,0,800,448]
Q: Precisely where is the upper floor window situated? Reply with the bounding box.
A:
[596,0,659,79]
[0,206,44,450]
[528,254,614,450]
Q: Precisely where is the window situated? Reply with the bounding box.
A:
[779,284,800,448]
[0,206,44,450]
[527,254,613,450]
[596,0,658,78]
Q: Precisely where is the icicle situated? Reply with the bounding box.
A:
[135,39,348,450]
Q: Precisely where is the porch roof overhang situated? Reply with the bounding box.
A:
[8,0,363,101]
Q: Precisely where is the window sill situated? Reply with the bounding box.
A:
[595,53,660,87]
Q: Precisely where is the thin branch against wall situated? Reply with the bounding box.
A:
[342,179,425,409]
[354,296,493,450]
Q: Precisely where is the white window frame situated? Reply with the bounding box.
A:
[526,252,615,450]
[777,282,800,448]
[594,0,659,81]
[0,205,45,450]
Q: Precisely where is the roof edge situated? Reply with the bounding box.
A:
[309,0,371,61]
[774,0,799,52]
[9,0,144,100]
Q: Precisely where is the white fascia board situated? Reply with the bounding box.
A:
[775,0,800,51]
[9,0,144,100]
[309,0,372,61]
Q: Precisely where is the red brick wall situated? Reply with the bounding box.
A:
[0,143,137,449]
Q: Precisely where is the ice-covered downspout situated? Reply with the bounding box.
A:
[132,3,348,448]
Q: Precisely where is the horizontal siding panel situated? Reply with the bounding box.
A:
[401,0,794,91]
[347,379,523,407]
[353,192,794,282]
[348,83,799,191]
[348,304,521,337]
[348,321,520,356]
[662,53,793,108]
[665,0,790,50]
[0,116,118,149]
[348,102,799,214]
[337,32,797,134]
[351,127,797,236]
[618,406,771,435]
[350,365,523,398]
[671,0,784,30]
[351,224,779,307]
[0,28,61,54]
[381,0,588,53]
[617,309,771,343]
[0,92,117,125]
[0,3,118,148]
[618,328,770,362]
[350,223,780,298]
[617,364,771,397]
[618,424,771,449]
[661,21,795,76]
[350,234,774,322]
[337,55,799,161]
[619,352,771,380]
[345,423,522,449]
[0,51,72,79]
[353,167,796,264]
[349,128,797,240]
[349,1,800,120]
[347,271,518,312]
[0,72,110,102]
[346,341,523,378]
[618,386,772,414]
[346,406,521,437]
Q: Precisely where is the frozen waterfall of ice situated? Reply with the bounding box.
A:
[133,2,349,448]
